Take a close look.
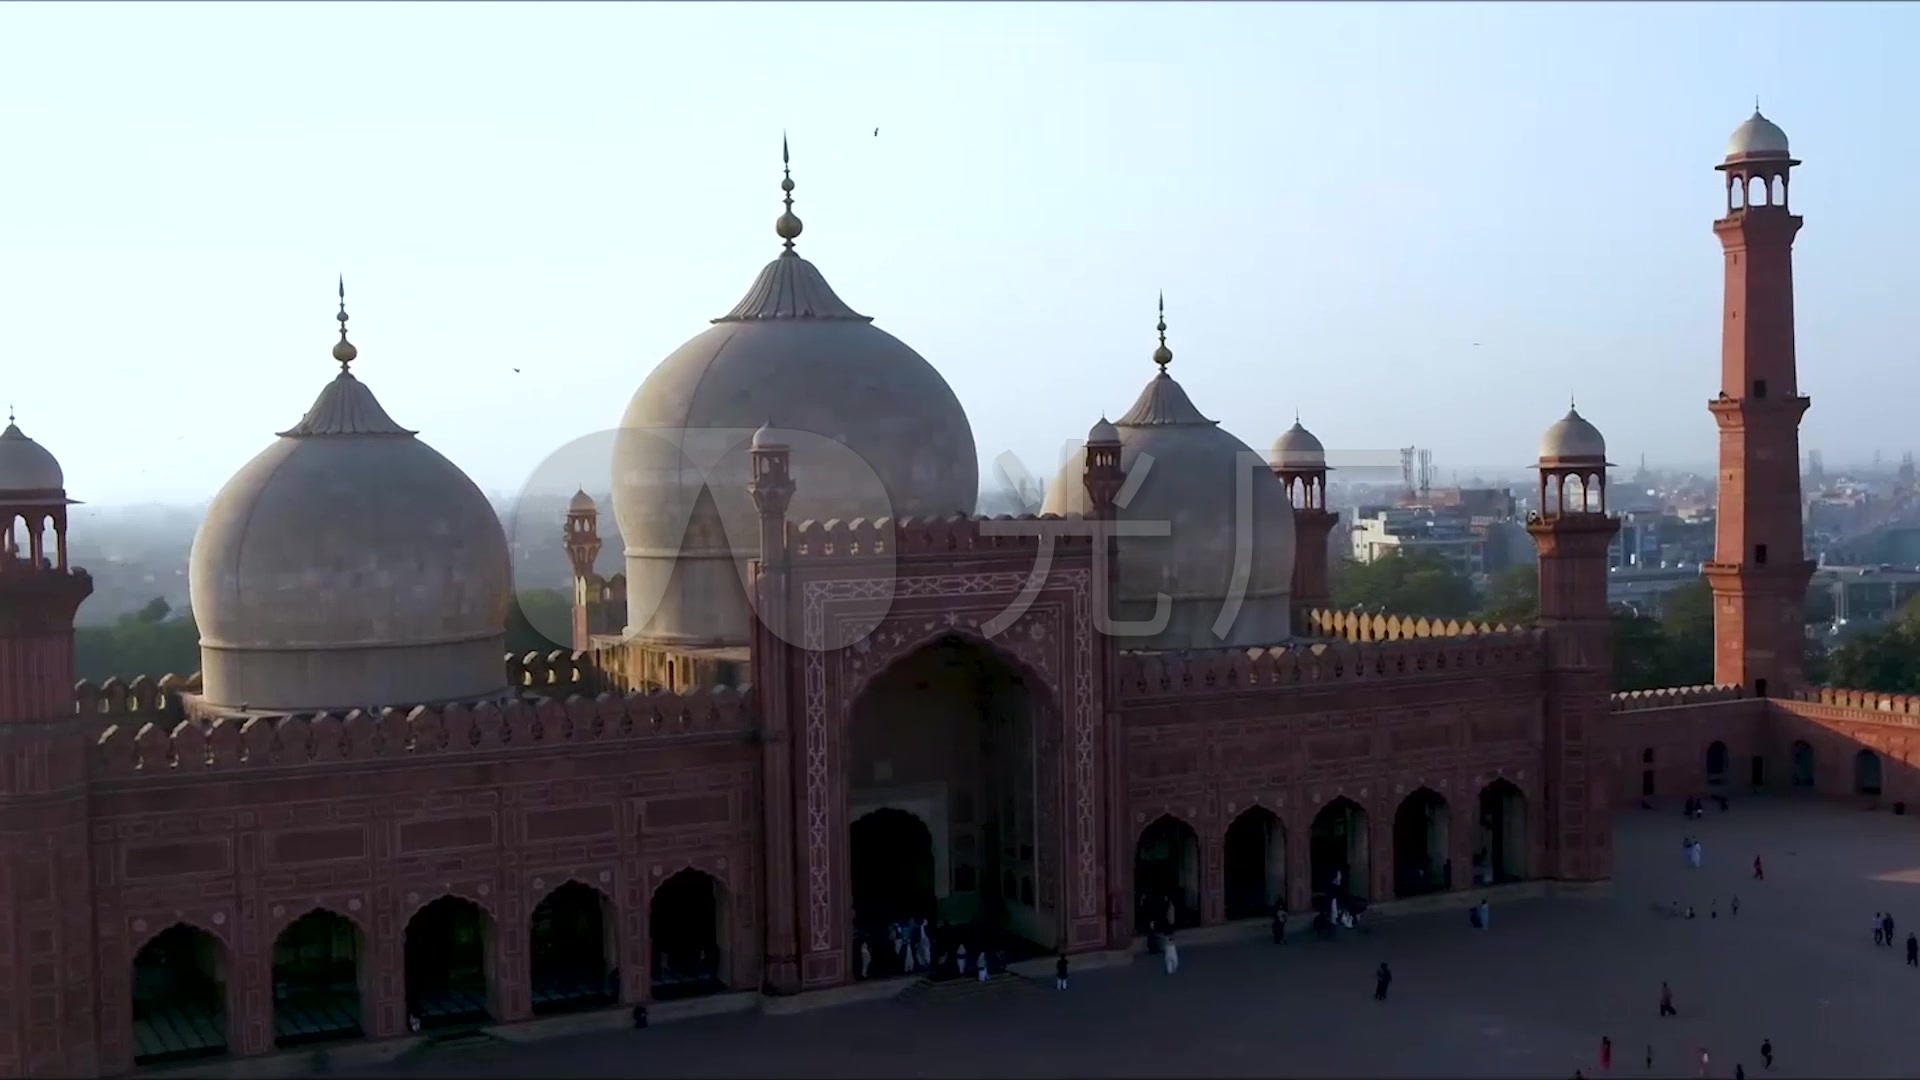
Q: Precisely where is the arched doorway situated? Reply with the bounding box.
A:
[1310,797,1369,902]
[1475,780,1526,884]
[131,924,228,1066]
[1223,807,1286,920]
[650,868,727,1001]
[1791,740,1815,789]
[1134,815,1201,933]
[403,896,493,1030]
[847,634,1054,963]
[270,910,362,1049]
[1393,788,1450,898]
[1855,749,1884,796]
[1705,741,1729,789]
[530,882,617,1015]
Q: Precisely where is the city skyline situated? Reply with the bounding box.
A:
[3,2,1916,506]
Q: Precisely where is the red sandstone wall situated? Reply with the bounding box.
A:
[1771,689,1920,803]
[1605,691,1767,801]
[1114,630,1549,921]
[81,690,757,1074]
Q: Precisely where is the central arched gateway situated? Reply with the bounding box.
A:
[845,634,1059,961]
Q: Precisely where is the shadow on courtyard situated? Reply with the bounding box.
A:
[327,798,1920,1080]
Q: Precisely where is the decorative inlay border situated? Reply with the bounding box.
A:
[802,569,1095,951]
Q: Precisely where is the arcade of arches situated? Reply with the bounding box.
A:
[845,636,1056,962]
[129,869,734,1061]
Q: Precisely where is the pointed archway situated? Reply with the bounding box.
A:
[1223,806,1286,920]
[1705,741,1729,789]
[132,924,229,1066]
[650,868,728,1001]
[1310,797,1369,902]
[403,896,494,1030]
[1475,780,1527,884]
[270,910,363,1049]
[1392,788,1450,898]
[530,882,617,1015]
[1855,748,1884,796]
[1134,815,1201,933]
[846,633,1056,960]
[1791,740,1815,788]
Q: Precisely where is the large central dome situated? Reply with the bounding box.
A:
[1042,305,1294,650]
[613,150,978,647]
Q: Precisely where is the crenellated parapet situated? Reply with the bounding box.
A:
[91,686,754,778]
[72,673,200,724]
[503,649,601,696]
[1117,629,1539,699]
[1609,684,1747,712]
[788,514,1098,560]
[1296,607,1526,643]
[1788,685,1920,716]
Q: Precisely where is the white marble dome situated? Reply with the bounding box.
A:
[1727,110,1790,160]
[1042,321,1294,650]
[1271,420,1327,469]
[189,326,511,713]
[0,419,65,495]
[1538,406,1608,466]
[613,174,978,647]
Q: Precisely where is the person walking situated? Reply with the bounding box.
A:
[1162,932,1180,975]
[1658,980,1676,1017]
[1753,854,1764,881]
[858,938,872,979]
[1600,1035,1613,1072]
[1883,912,1896,947]
[1055,951,1069,991]
[1874,912,1886,947]
[1645,1044,1653,1071]
[1373,961,1393,1001]
[1697,1047,1710,1078]
[1907,931,1918,967]
[1760,1037,1773,1069]
[1731,894,1740,919]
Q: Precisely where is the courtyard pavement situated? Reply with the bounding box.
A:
[352,797,1920,1078]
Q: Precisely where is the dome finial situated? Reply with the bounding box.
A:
[332,274,358,373]
[775,132,804,252]
[1152,291,1173,372]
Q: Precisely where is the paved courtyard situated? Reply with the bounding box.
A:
[353,798,1920,1078]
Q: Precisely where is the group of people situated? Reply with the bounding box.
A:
[853,915,1021,985]
[1868,910,1918,965]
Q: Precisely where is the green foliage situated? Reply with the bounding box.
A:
[506,587,574,657]
[73,600,200,683]
[1330,551,1476,620]
[1825,595,1920,694]
[1475,565,1538,625]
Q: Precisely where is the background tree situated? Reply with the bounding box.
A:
[73,598,201,682]
[506,587,574,657]
[1825,595,1920,693]
[1475,565,1538,624]
[1330,551,1476,619]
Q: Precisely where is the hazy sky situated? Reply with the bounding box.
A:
[2,1,1912,507]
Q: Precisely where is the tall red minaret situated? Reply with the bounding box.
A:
[1527,405,1620,882]
[1271,417,1337,615]
[1702,109,1814,697]
[564,488,603,652]
[0,412,101,1076]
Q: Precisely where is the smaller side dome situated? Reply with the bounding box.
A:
[1726,110,1790,160]
[569,488,597,513]
[750,420,786,450]
[1539,407,1609,466]
[0,419,65,495]
[1271,420,1327,469]
[1087,415,1119,445]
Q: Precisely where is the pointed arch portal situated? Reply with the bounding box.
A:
[1134,815,1201,933]
[1393,788,1450,898]
[651,868,728,1001]
[1223,806,1286,921]
[270,910,363,1049]
[1310,797,1369,902]
[1475,780,1527,885]
[404,896,494,1030]
[1855,748,1884,796]
[846,633,1056,961]
[1791,740,1815,789]
[131,924,229,1066]
[530,882,617,1015]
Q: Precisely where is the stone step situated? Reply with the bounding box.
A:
[896,972,1036,1006]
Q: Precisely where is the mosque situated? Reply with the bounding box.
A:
[1,110,1914,1077]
